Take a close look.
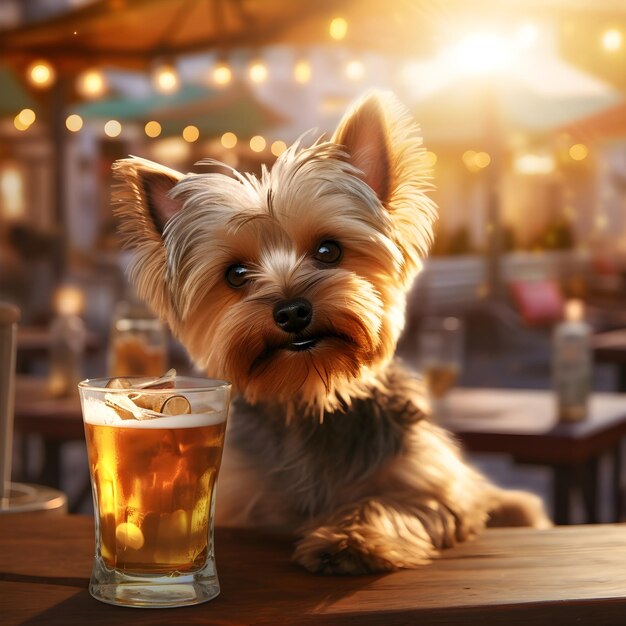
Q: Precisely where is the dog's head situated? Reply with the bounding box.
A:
[113,92,436,413]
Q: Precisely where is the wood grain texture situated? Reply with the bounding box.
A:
[2,515,626,625]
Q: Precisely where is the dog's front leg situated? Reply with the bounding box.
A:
[293,494,470,575]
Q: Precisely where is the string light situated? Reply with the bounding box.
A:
[13,115,29,131]
[104,120,122,137]
[27,60,55,88]
[329,17,348,40]
[271,140,287,157]
[475,152,491,168]
[250,135,266,152]
[249,60,268,83]
[294,59,312,83]
[144,121,162,138]
[345,60,365,81]
[182,125,199,142]
[569,144,588,161]
[602,28,623,52]
[153,64,179,93]
[213,61,232,86]
[77,69,107,98]
[65,114,83,132]
[221,132,237,149]
[18,109,36,127]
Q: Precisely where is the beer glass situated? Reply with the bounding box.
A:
[418,316,463,416]
[107,302,167,377]
[78,376,231,608]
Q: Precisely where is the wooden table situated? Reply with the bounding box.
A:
[593,329,626,391]
[2,514,626,626]
[441,388,626,525]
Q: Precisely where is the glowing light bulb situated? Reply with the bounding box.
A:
[104,120,122,137]
[144,121,162,138]
[18,109,36,127]
[294,59,312,83]
[221,132,237,149]
[249,61,268,83]
[182,125,199,142]
[27,60,55,88]
[475,152,491,168]
[345,60,364,81]
[14,115,29,131]
[250,135,266,152]
[65,114,83,132]
[271,140,287,157]
[154,64,179,93]
[602,28,623,51]
[213,62,232,86]
[329,17,348,41]
[569,144,588,161]
[77,69,106,98]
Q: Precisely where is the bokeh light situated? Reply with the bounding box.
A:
[345,60,365,81]
[153,64,179,93]
[144,121,162,138]
[329,17,348,40]
[213,62,232,86]
[65,114,84,132]
[18,109,36,126]
[182,125,200,142]
[27,60,55,87]
[77,69,107,98]
[271,140,287,157]
[249,61,268,83]
[250,135,266,152]
[602,28,623,51]
[294,59,312,83]
[221,132,238,149]
[569,143,589,161]
[104,120,122,137]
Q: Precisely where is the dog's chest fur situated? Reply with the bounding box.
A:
[227,361,427,519]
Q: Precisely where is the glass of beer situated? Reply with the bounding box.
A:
[418,316,463,416]
[78,375,231,608]
[107,302,167,377]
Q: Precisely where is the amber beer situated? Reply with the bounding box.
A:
[84,412,226,574]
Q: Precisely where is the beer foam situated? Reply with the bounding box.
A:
[83,397,227,428]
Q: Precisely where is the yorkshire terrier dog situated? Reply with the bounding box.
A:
[113,92,550,575]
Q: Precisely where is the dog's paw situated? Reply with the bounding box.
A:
[293,527,397,575]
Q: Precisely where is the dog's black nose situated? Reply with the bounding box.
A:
[273,298,312,333]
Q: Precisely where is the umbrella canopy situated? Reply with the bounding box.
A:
[76,82,286,137]
[413,79,622,144]
[0,66,35,117]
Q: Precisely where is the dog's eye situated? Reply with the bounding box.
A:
[225,264,249,288]
[314,241,342,265]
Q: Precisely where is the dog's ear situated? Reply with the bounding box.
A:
[113,156,184,237]
[332,93,391,203]
[332,91,437,279]
[112,156,185,319]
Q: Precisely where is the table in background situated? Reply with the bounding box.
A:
[593,328,626,391]
[441,388,626,525]
[13,376,86,511]
[3,514,626,626]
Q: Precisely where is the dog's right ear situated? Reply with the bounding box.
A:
[112,156,185,319]
[113,156,184,238]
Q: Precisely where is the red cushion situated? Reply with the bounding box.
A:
[509,280,565,327]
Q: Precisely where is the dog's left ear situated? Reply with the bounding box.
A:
[111,156,186,321]
[332,91,437,277]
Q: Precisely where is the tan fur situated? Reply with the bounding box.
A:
[113,91,550,575]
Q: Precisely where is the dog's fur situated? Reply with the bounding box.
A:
[113,92,550,575]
